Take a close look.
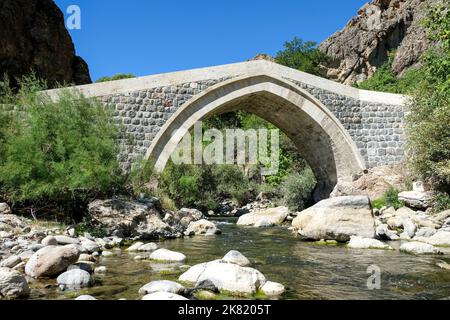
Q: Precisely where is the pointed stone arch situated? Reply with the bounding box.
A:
[144,73,366,199]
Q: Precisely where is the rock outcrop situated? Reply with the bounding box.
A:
[292,196,375,242]
[0,0,91,88]
[319,0,439,84]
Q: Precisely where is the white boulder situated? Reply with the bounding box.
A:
[292,196,375,242]
[149,249,186,262]
[138,280,185,295]
[237,207,289,227]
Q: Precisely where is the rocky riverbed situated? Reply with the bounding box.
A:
[1,196,450,300]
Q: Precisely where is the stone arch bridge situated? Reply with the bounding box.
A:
[47,60,407,199]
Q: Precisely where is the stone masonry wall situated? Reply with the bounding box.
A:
[290,80,406,168]
[100,77,405,170]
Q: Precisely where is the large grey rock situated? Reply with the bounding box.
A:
[0,267,30,299]
[138,280,185,295]
[149,249,186,262]
[0,255,22,268]
[137,243,158,252]
[347,236,393,250]
[54,236,80,245]
[25,244,80,278]
[41,236,58,246]
[80,240,100,253]
[237,207,289,227]
[222,250,251,267]
[400,242,442,255]
[184,219,221,236]
[415,227,437,238]
[88,198,180,239]
[376,224,399,241]
[57,269,93,289]
[292,196,375,242]
[415,231,450,247]
[179,260,266,295]
[319,0,439,85]
[261,281,285,296]
[127,242,144,252]
[398,191,432,209]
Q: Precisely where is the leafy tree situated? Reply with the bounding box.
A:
[96,73,136,83]
[0,76,123,217]
[406,2,450,195]
[275,37,328,76]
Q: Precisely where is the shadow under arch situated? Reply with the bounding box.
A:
[145,74,366,200]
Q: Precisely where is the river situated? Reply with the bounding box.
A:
[29,219,450,300]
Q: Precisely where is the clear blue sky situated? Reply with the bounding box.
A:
[54,0,367,81]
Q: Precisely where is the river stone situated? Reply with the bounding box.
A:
[149,249,186,262]
[292,196,375,242]
[142,292,188,300]
[184,219,220,236]
[127,242,144,252]
[54,235,80,245]
[25,244,80,278]
[94,266,107,274]
[0,267,30,299]
[375,224,399,241]
[0,203,12,215]
[222,250,251,267]
[347,236,393,250]
[41,236,58,246]
[19,250,35,261]
[75,295,96,300]
[237,207,289,227]
[414,227,437,238]
[78,254,95,262]
[137,243,158,252]
[80,240,100,253]
[261,281,285,296]
[57,269,93,289]
[400,242,442,255]
[88,198,169,238]
[401,218,417,238]
[101,250,115,257]
[0,255,22,268]
[67,262,94,274]
[415,231,450,247]
[398,191,432,209]
[139,280,185,295]
[179,260,266,295]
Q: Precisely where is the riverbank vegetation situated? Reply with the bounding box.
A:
[0,76,124,219]
[356,2,450,210]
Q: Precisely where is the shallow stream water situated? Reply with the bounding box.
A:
[29,219,450,300]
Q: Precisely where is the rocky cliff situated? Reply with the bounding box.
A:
[319,0,438,85]
[0,0,91,88]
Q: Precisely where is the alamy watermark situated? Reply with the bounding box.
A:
[170,121,280,176]
[66,5,81,30]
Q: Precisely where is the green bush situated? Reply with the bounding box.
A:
[159,162,256,211]
[96,73,136,83]
[431,191,450,213]
[355,52,422,94]
[0,76,123,217]
[126,158,157,197]
[384,187,404,210]
[278,168,316,212]
[275,37,329,76]
[406,3,450,194]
